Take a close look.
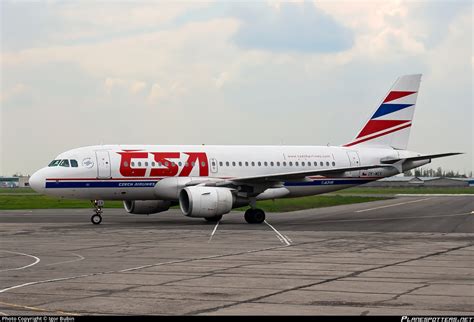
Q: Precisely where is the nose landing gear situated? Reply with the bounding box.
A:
[91,200,104,225]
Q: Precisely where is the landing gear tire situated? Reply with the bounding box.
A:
[205,215,222,223]
[91,214,102,225]
[244,208,265,224]
[90,200,104,225]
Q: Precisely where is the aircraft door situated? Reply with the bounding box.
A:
[95,151,112,179]
[346,151,361,177]
[210,158,218,173]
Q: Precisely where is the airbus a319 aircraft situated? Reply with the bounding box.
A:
[29,74,461,225]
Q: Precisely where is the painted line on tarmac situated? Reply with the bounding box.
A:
[0,251,40,273]
[264,220,291,246]
[0,300,80,316]
[45,253,85,267]
[356,197,433,213]
[314,212,471,224]
[0,244,288,295]
[396,194,474,197]
[208,221,220,243]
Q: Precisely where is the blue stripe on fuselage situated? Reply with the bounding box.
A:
[45,181,158,188]
[45,179,375,189]
[284,179,373,186]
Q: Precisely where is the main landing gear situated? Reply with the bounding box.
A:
[205,215,223,223]
[91,200,104,225]
[244,208,266,224]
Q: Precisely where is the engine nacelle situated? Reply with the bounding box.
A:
[123,200,171,215]
[179,187,234,218]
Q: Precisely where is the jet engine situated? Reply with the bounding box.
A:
[123,200,172,215]
[179,187,235,218]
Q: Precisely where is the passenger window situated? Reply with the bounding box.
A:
[201,161,206,167]
[239,161,242,167]
[251,162,255,166]
[232,162,236,167]
[245,162,249,166]
[302,162,305,166]
[158,162,162,167]
[59,159,70,167]
[295,162,299,166]
[123,161,129,168]
[314,161,317,166]
[145,162,148,167]
[226,162,229,166]
[277,162,280,166]
[70,160,78,167]
[320,162,324,166]
[164,162,168,166]
[212,161,216,166]
[264,162,268,166]
[152,162,155,167]
[219,162,223,167]
[283,162,287,166]
[326,162,330,166]
[258,162,261,166]
[332,161,336,166]
[270,162,274,166]
[131,162,135,167]
[289,162,293,166]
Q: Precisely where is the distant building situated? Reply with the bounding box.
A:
[365,176,470,188]
[0,176,30,188]
[365,176,423,187]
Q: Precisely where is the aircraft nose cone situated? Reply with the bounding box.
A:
[29,169,46,193]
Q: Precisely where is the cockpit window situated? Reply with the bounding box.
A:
[48,160,61,167]
[59,159,70,167]
[70,160,78,167]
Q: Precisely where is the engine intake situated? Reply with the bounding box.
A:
[179,187,234,218]
[123,200,171,215]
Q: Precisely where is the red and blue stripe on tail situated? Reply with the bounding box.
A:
[344,74,422,150]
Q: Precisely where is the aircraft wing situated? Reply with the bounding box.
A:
[380,152,463,164]
[228,164,395,184]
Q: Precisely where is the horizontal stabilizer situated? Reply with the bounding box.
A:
[381,152,463,164]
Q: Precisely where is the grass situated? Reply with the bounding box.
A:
[0,194,389,211]
[0,187,37,194]
[0,195,124,210]
[334,186,474,195]
[241,195,389,212]
[1,186,472,196]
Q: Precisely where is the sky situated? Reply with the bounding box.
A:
[0,0,472,176]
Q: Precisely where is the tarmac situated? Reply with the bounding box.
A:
[0,195,472,315]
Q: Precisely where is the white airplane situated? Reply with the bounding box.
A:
[29,74,461,225]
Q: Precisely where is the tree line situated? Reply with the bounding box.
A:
[404,167,472,178]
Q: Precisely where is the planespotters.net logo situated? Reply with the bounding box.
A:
[402,317,474,322]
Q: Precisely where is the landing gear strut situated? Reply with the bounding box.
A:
[91,200,104,225]
[244,208,265,224]
[204,215,223,223]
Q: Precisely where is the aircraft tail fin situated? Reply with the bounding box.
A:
[344,74,422,150]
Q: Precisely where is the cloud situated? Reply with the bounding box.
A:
[0,1,471,175]
[232,1,354,53]
[104,78,147,95]
[0,83,27,102]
